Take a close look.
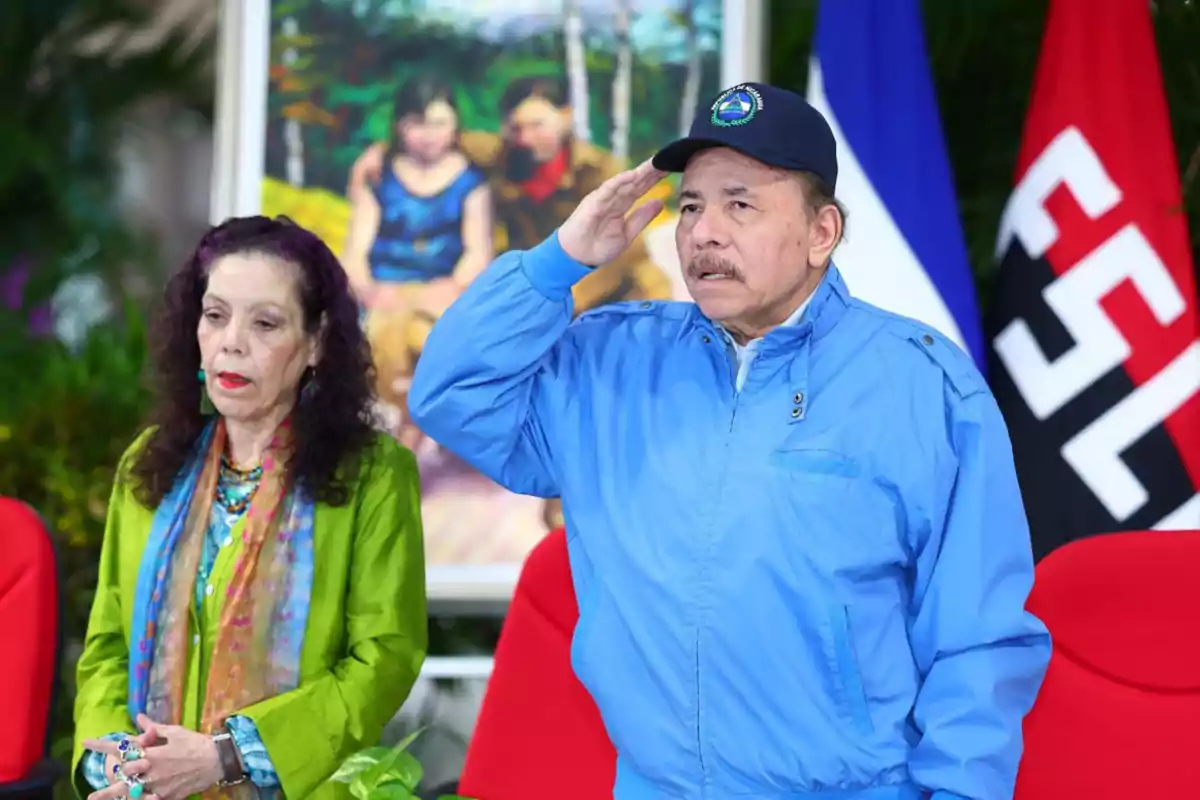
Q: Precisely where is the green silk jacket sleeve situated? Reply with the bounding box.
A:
[237,436,429,798]
[71,436,148,797]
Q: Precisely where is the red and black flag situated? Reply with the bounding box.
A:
[986,0,1200,560]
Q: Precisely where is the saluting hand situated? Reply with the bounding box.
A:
[557,159,667,267]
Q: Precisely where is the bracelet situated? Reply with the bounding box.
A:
[213,729,248,788]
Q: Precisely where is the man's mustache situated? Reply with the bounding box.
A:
[688,253,743,281]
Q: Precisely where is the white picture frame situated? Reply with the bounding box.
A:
[209,0,767,604]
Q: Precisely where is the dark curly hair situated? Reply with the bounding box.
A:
[129,215,377,508]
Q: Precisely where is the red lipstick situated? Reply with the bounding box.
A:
[217,372,250,390]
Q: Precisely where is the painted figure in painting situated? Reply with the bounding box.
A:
[343,74,494,429]
[350,75,671,315]
[350,75,673,531]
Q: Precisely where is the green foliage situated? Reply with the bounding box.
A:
[0,0,213,308]
[0,307,154,780]
[328,729,473,800]
[0,306,150,547]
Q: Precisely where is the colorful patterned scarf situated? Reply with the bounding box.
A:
[128,417,315,799]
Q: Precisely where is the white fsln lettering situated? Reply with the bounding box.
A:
[995,126,1122,260]
[995,224,1189,420]
[994,125,1200,523]
[1154,493,1200,530]
[1062,342,1200,521]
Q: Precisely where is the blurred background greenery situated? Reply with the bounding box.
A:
[0,1,212,787]
[0,0,1196,794]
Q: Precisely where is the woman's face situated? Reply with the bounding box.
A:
[197,252,318,426]
[397,99,458,162]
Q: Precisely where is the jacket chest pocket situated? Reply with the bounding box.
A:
[769,448,861,478]
[764,447,902,563]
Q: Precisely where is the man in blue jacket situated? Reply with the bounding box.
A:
[409,82,1051,800]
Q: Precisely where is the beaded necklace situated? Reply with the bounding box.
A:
[215,452,263,515]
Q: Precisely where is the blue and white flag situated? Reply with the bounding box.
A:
[807,0,984,369]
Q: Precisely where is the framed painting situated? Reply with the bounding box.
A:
[211,0,767,601]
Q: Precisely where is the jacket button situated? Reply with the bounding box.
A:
[640,301,652,309]
[793,392,804,404]
[922,333,934,345]
[790,407,802,419]
[702,335,712,343]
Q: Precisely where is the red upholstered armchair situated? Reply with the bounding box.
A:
[446,527,1200,799]
[0,497,63,800]
[455,528,616,800]
[1015,529,1200,798]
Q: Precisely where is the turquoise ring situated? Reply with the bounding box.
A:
[127,779,145,799]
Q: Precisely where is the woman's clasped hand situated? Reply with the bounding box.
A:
[84,715,223,800]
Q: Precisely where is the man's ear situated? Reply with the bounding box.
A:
[807,204,843,269]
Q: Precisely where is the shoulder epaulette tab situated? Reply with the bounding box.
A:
[905,329,986,399]
[575,299,671,323]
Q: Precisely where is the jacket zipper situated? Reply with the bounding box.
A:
[696,379,740,783]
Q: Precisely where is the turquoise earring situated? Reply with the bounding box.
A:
[300,367,317,403]
[198,369,216,415]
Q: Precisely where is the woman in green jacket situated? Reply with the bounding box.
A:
[74,215,427,800]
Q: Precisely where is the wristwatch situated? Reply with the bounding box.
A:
[213,728,249,788]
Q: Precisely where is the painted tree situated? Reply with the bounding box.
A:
[564,0,592,142]
[677,0,701,138]
[611,0,633,162]
[281,16,305,185]
[268,3,338,187]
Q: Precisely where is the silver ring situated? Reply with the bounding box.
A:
[122,774,146,799]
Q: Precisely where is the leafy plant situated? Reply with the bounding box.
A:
[0,307,154,792]
[327,729,473,800]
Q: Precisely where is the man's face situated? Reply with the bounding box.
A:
[675,147,838,341]
[502,95,572,178]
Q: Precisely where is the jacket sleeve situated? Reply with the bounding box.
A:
[81,734,126,791]
[225,715,281,791]
[408,232,593,498]
[73,446,143,799]
[236,438,428,799]
[907,387,1052,800]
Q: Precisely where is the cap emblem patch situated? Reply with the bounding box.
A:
[711,85,764,127]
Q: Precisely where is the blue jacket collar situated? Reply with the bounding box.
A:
[688,263,850,349]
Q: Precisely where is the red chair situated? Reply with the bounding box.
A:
[1015,529,1200,798]
[0,497,63,800]
[455,528,616,800]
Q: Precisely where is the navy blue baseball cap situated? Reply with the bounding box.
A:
[652,82,838,190]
